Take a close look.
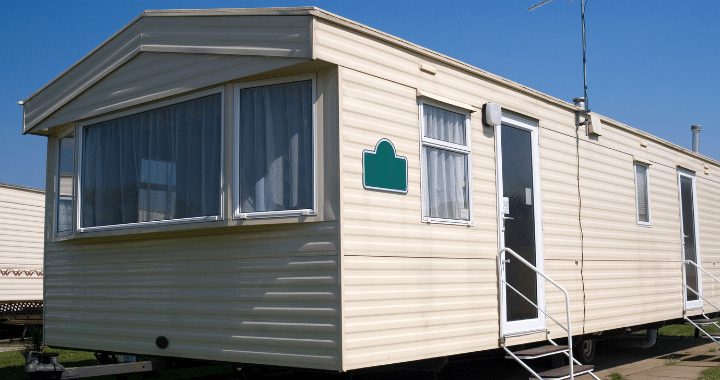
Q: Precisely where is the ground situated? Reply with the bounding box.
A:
[1,325,719,379]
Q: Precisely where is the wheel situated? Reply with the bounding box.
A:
[574,335,597,364]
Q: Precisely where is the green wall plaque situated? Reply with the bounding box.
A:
[362,139,408,194]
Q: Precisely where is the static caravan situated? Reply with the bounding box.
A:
[20,7,720,379]
[0,183,44,325]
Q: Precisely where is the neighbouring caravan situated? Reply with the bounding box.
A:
[20,7,719,379]
[0,183,44,326]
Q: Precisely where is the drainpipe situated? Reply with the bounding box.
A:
[691,124,702,153]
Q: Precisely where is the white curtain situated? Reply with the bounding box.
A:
[423,103,469,220]
[425,147,469,220]
[424,104,466,145]
[81,94,222,227]
[238,80,313,213]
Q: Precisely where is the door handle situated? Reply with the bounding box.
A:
[503,216,514,220]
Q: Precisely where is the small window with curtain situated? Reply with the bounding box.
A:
[421,102,471,224]
[80,92,223,229]
[56,132,75,235]
[634,162,651,225]
[235,79,314,218]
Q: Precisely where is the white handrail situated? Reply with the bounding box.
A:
[499,247,574,379]
[684,260,720,313]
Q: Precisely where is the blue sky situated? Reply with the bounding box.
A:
[1,0,718,190]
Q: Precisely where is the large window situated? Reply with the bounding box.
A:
[421,102,471,223]
[634,162,651,225]
[56,132,75,235]
[235,79,314,217]
[80,93,222,229]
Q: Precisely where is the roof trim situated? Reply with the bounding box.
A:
[0,183,45,194]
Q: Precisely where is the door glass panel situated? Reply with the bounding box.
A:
[680,175,699,302]
[502,124,538,321]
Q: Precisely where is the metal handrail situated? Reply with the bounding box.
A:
[684,260,720,313]
[499,247,574,379]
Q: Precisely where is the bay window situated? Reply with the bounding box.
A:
[79,92,222,229]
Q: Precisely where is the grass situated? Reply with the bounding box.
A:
[659,324,720,337]
[0,347,97,380]
[606,372,627,380]
[0,347,235,380]
[699,366,720,380]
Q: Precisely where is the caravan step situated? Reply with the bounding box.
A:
[535,364,594,380]
[506,345,569,360]
[502,328,549,339]
[688,317,720,325]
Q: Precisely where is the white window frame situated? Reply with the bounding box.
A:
[232,75,317,220]
[634,161,652,226]
[54,128,76,237]
[419,99,473,226]
[76,87,225,233]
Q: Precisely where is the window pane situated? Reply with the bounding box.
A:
[238,80,313,213]
[424,147,469,220]
[81,94,222,228]
[635,164,649,223]
[57,133,75,234]
[423,104,466,145]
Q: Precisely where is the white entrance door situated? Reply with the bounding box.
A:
[497,112,546,334]
[679,169,702,310]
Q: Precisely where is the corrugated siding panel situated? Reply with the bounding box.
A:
[44,222,341,370]
[699,177,720,301]
[0,186,44,301]
[342,256,497,370]
[326,18,720,369]
[39,53,306,130]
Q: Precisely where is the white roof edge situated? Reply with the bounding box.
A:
[0,182,45,194]
[22,14,144,103]
[21,7,719,168]
[21,7,319,104]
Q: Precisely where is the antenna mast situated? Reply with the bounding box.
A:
[529,0,590,113]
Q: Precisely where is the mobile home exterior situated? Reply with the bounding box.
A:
[22,7,719,374]
[0,183,44,312]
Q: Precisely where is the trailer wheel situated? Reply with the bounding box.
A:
[574,335,597,364]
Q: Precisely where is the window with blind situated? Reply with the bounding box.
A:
[634,162,651,224]
[420,102,471,224]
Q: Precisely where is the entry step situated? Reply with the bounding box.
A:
[688,318,720,325]
[507,345,569,360]
[536,364,594,380]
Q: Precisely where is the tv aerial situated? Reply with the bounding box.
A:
[529,0,590,115]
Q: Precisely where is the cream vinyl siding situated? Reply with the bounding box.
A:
[324,14,720,369]
[44,223,341,370]
[0,185,44,301]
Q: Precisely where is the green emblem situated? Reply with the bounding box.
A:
[362,139,408,194]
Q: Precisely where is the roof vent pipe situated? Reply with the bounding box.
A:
[691,124,702,153]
